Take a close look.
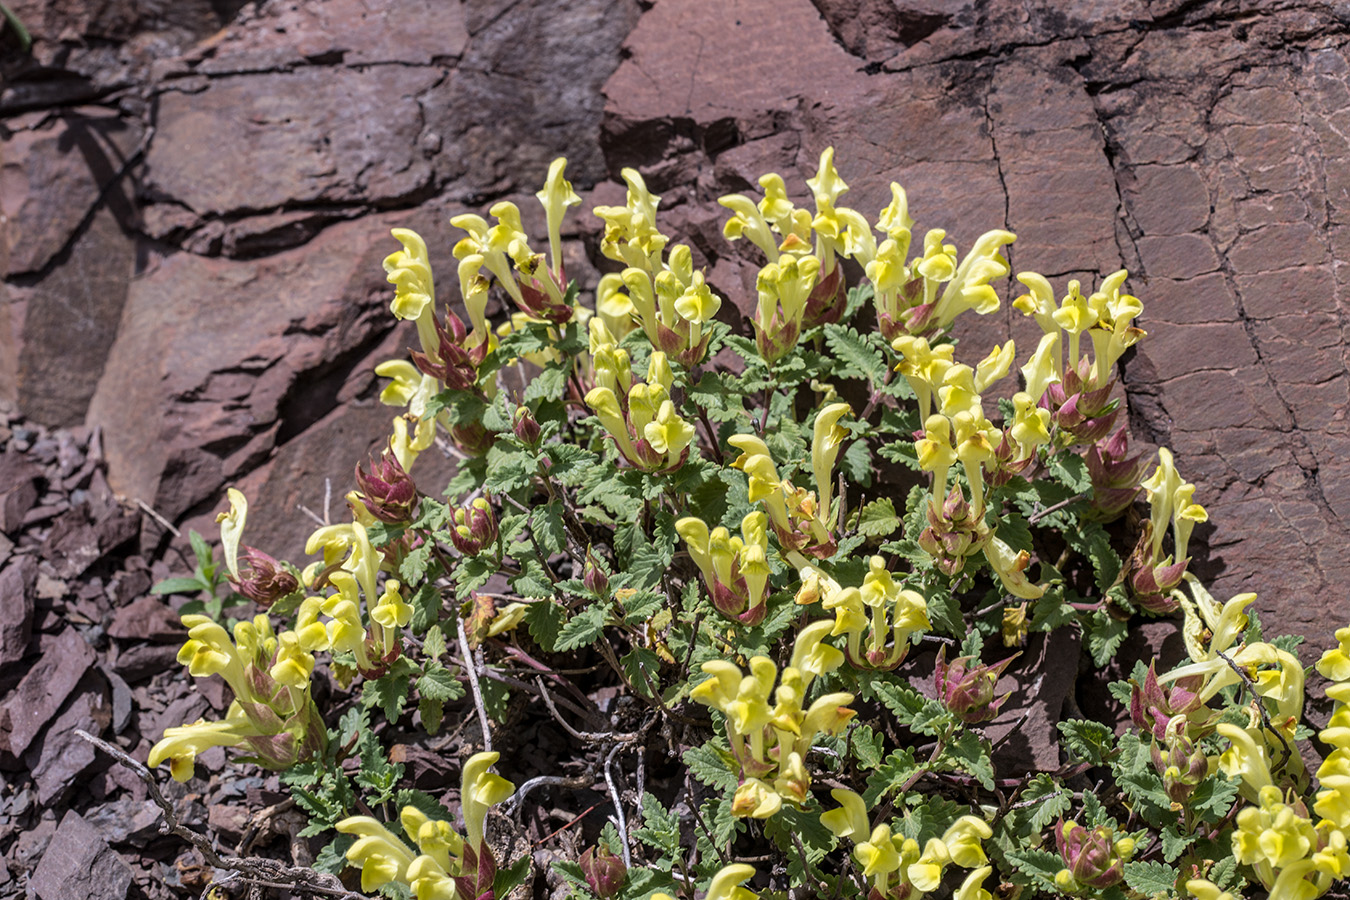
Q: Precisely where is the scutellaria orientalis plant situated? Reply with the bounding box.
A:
[149,150,1350,900]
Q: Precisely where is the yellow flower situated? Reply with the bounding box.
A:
[269,631,315,688]
[216,488,248,580]
[535,157,580,274]
[820,788,870,841]
[732,778,782,819]
[1319,626,1350,682]
[985,535,1044,600]
[1218,724,1275,800]
[149,716,249,783]
[705,863,758,900]
[384,228,439,358]
[811,402,851,517]
[461,751,514,849]
[955,866,994,900]
[908,837,951,891]
[336,816,418,892]
[1020,332,1061,404]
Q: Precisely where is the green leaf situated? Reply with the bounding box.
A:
[1057,719,1116,766]
[960,627,985,659]
[455,556,496,600]
[841,439,872,488]
[684,741,739,792]
[851,724,885,770]
[422,624,446,661]
[546,444,603,487]
[533,502,567,555]
[1190,775,1239,823]
[1158,825,1192,863]
[484,444,535,494]
[523,600,566,652]
[1022,774,1071,832]
[151,576,209,596]
[416,663,464,702]
[621,646,662,699]
[399,538,433,585]
[419,696,444,735]
[823,323,888,384]
[863,747,921,805]
[871,681,952,736]
[409,583,441,633]
[189,529,214,569]
[896,795,965,844]
[1115,735,1174,828]
[1123,860,1180,899]
[996,513,1034,555]
[1048,451,1091,493]
[493,854,533,898]
[312,835,354,875]
[632,792,681,862]
[478,678,510,722]
[944,730,995,790]
[362,669,411,723]
[857,497,901,537]
[523,365,568,404]
[1208,855,1241,891]
[555,604,608,652]
[1006,847,1064,889]
[1084,611,1129,667]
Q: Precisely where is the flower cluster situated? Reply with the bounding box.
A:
[595,169,719,366]
[1123,448,1209,613]
[689,621,853,817]
[148,609,325,780]
[1012,269,1144,447]
[727,402,851,560]
[802,555,931,671]
[585,324,695,471]
[821,790,995,900]
[1054,820,1135,892]
[722,149,1016,346]
[676,512,771,625]
[336,752,514,898]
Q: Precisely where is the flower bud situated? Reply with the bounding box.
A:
[583,549,610,598]
[354,451,419,525]
[934,645,1019,724]
[1129,660,1207,742]
[450,495,499,556]
[1055,821,1131,892]
[229,547,300,607]
[1150,717,1209,804]
[579,844,627,899]
[1085,429,1148,521]
[513,406,542,447]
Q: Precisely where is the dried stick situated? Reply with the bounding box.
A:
[457,616,494,753]
[73,730,366,900]
[603,743,632,868]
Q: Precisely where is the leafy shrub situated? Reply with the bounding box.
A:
[150,152,1350,900]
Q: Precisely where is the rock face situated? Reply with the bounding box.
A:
[3,0,1350,651]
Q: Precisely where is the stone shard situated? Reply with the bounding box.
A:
[0,554,36,666]
[106,595,185,643]
[0,451,42,535]
[0,626,96,756]
[29,810,132,900]
[24,672,112,806]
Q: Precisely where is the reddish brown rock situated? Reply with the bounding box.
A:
[0,451,41,535]
[29,810,132,900]
[0,555,35,666]
[106,595,184,644]
[0,627,95,756]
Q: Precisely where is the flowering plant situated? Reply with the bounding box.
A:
[147,151,1350,900]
